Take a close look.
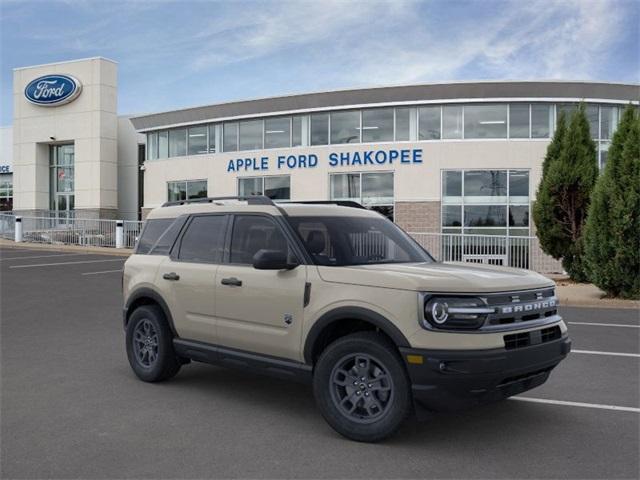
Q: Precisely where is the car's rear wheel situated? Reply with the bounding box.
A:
[313,332,411,442]
[126,305,181,382]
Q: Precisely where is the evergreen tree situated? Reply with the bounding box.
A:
[584,106,640,298]
[533,104,598,281]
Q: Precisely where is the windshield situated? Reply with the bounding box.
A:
[287,215,434,266]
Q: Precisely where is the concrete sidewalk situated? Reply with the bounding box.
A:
[1,239,638,310]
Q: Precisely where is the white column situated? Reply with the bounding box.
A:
[115,220,124,248]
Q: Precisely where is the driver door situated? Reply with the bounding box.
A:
[214,214,307,361]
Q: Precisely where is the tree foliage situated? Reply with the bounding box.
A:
[533,105,598,281]
[584,106,640,298]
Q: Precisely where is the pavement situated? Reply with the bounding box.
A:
[1,244,639,479]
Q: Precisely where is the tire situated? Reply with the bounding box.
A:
[125,304,181,382]
[313,331,412,442]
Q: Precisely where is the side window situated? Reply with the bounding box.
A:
[178,215,227,263]
[295,221,333,265]
[230,216,290,264]
[149,217,187,255]
[136,218,174,254]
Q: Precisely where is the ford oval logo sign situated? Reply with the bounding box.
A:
[24,74,82,106]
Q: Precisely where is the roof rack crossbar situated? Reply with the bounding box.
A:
[275,200,367,209]
[162,195,274,208]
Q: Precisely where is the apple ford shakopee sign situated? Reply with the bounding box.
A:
[24,74,82,106]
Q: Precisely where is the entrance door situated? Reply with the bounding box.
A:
[215,214,307,361]
[50,144,75,222]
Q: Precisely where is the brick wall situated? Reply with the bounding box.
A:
[395,201,441,233]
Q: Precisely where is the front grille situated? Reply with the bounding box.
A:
[504,326,562,350]
[484,288,558,327]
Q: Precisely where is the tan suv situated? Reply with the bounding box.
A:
[122,196,571,442]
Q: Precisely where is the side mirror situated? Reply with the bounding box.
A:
[252,249,299,270]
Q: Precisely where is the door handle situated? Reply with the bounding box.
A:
[162,272,180,281]
[221,277,242,287]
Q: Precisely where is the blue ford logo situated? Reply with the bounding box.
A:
[24,74,82,106]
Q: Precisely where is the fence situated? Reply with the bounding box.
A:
[409,232,563,274]
[1,214,144,249]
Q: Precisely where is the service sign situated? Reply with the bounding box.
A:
[0,165,11,174]
[24,74,82,106]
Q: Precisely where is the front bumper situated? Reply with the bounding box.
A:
[399,335,571,413]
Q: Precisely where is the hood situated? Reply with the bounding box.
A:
[316,261,554,293]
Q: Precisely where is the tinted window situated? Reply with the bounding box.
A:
[169,128,187,157]
[288,216,432,266]
[509,104,529,138]
[395,107,411,141]
[310,113,329,145]
[178,215,227,263]
[330,111,360,144]
[464,104,507,139]
[136,218,174,254]
[230,216,290,264]
[150,217,187,255]
[362,108,393,142]
[419,106,440,140]
[442,106,463,139]
[265,117,291,149]
[239,120,263,150]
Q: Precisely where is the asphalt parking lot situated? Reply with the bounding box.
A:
[1,245,638,479]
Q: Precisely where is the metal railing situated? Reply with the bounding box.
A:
[123,220,143,248]
[408,232,563,274]
[0,213,15,240]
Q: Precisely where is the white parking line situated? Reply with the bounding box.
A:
[1,253,87,261]
[512,397,640,413]
[568,321,640,328]
[82,269,123,276]
[10,259,125,269]
[572,349,640,358]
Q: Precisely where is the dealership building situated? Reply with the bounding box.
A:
[5,57,638,243]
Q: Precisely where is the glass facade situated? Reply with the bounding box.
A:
[49,144,75,217]
[167,180,208,202]
[0,173,12,211]
[238,176,290,200]
[143,103,624,170]
[442,169,530,236]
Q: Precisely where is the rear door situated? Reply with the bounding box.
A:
[214,214,307,361]
[156,214,228,344]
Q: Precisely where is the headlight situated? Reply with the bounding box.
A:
[422,296,494,330]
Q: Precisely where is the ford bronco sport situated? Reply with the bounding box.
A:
[122,196,571,442]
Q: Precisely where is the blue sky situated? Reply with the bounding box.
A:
[1,0,638,126]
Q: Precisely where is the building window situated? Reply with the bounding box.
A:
[585,104,599,140]
[0,173,12,211]
[464,104,507,139]
[169,128,187,157]
[158,131,168,159]
[208,124,217,153]
[167,180,208,202]
[292,116,303,147]
[442,169,529,236]
[509,104,529,139]
[223,122,239,152]
[187,126,208,155]
[147,132,158,160]
[265,117,291,149]
[362,108,394,143]
[600,106,619,140]
[310,113,329,145]
[330,110,360,144]
[330,172,394,220]
[238,176,290,200]
[239,119,263,150]
[531,104,552,138]
[395,107,411,141]
[442,105,463,139]
[49,144,75,217]
[419,106,441,140]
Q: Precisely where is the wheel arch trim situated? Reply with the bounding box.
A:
[303,306,411,364]
[124,287,178,337]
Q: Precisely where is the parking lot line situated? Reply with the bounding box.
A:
[1,253,88,261]
[572,349,640,358]
[10,259,126,269]
[82,269,123,276]
[512,397,640,413]
[568,321,640,328]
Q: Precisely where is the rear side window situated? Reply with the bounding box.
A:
[149,217,187,256]
[229,215,290,264]
[178,215,227,263]
[136,218,174,254]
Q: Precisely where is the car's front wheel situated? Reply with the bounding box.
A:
[126,305,181,382]
[313,332,412,442]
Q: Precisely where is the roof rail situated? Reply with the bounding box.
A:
[162,195,275,208]
[276,200,367,209]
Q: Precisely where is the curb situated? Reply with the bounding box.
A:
[0,239,132,257]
